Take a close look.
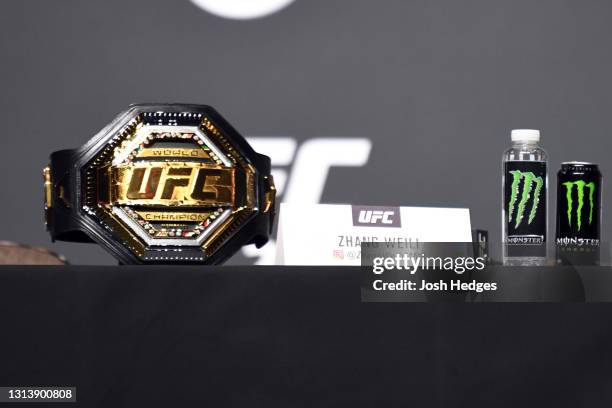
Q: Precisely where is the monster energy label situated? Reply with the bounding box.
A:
[556,162,601,265]
[504,161,547,257]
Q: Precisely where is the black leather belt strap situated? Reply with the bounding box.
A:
[46,149,93,243]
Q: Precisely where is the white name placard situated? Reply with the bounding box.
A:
[275,204,472,265]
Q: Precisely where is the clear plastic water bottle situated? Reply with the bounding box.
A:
[502,129,548,265]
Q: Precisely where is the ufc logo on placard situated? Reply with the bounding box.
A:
[110,164,234,206]
[358,210,395,224]
[351,206,401,228]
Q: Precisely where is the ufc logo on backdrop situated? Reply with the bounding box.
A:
[351,206,401,228]
[242,137,372,264]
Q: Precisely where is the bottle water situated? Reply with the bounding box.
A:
[502,129,548,265]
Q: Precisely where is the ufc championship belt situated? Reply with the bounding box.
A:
[44,104,275,264]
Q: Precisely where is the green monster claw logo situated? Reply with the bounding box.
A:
[508,170,544,228]
[563,180,595,231]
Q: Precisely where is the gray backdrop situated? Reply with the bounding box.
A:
[1,0,611,264]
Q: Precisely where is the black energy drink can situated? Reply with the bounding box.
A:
[556,162,602,265]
